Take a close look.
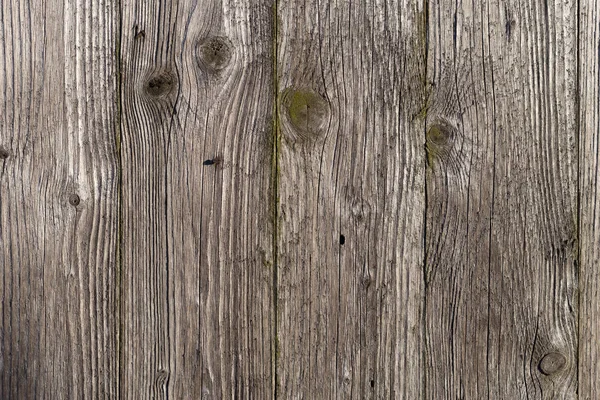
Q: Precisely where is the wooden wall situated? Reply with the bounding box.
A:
[0,0,598,398]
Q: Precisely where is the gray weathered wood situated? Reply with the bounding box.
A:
[119,0,275,397]
[276,1,427,398]
[0,0,120,398]
[579,1,600,398]
[424,0,578,398]
[2,0,599,398]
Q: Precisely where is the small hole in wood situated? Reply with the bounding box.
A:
[340,234,345,245]
[0,147,9,159]
[370,380,375,388]
[69,194,81,207]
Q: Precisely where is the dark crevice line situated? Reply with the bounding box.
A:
[575,0,581,393]
[115,0,124,397]
[272,0,279,398]
[421,0,429,399]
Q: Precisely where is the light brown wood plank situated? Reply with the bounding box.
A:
[119,0,275,397]
[424,0,578,398]
[0,0,120,398]
[276,1,427,398]
[579,0,600,397]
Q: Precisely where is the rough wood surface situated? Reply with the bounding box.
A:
[0,0,119,398]
[579,1,600,398]
[275,1,427,398]
[2,0,599,398]
[119,0,274,398]
[424,0,579,398]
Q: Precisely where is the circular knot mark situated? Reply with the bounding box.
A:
[427,123,451,146]
[538,352,566,375]
[0,146,9,159]
[145,71,175,97]
[280,87,330,143]
[69,194,81,207]
[197,36,233,72]
[425,121,455,167]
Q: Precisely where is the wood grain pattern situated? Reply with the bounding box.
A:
[2,0,599,398]
[275,1,427,398]
[0,0,119,398]
[579,0,600,398]
[424,0,579,398]
[119,0,275,398]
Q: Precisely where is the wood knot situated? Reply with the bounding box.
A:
[280,87,330,143]
[68,193,81,207]
[0,146,9,159]
[145,70,175,97]
[196,36,233,72]
[425,121,456,167]
[538,352,566,375]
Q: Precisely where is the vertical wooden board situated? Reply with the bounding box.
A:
[276,1,426,398]
[579,1,600,398]
[119,0,274,398]
[0,0,119,398]
[424,0,578,398]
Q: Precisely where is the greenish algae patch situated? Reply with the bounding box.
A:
[280,87,330,143]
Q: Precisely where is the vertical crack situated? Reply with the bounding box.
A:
[271,1,280,398]
[575,0,581,391]
[114,0,124,397]
[421,0,430,398]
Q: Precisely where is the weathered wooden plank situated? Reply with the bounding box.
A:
[0,0,119,398]
[119,0,275,397]
[276,1,427,398]
[424,0,578,398]
[579,1,600,398]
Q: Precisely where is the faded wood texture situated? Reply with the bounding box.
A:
[119,0,274,398]
[424,0,579,399]
[0,0,120,399]
[276,0,427,398]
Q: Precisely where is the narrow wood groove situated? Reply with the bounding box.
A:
[272,1,280,398]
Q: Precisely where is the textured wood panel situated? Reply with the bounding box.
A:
[0,0,119,398]
[275,0,427,398]
[424,0,578,398]
[119,0,275,397]
[579,0,600,398]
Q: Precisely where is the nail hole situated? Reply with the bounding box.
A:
[203,157,222,166]
[370,380,375,388]
[340,234,345,245]
[69,194,81,207]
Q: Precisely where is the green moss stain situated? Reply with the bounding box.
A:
[287,90,315,127]
[280,87,329,143]
[414,94,431,121]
